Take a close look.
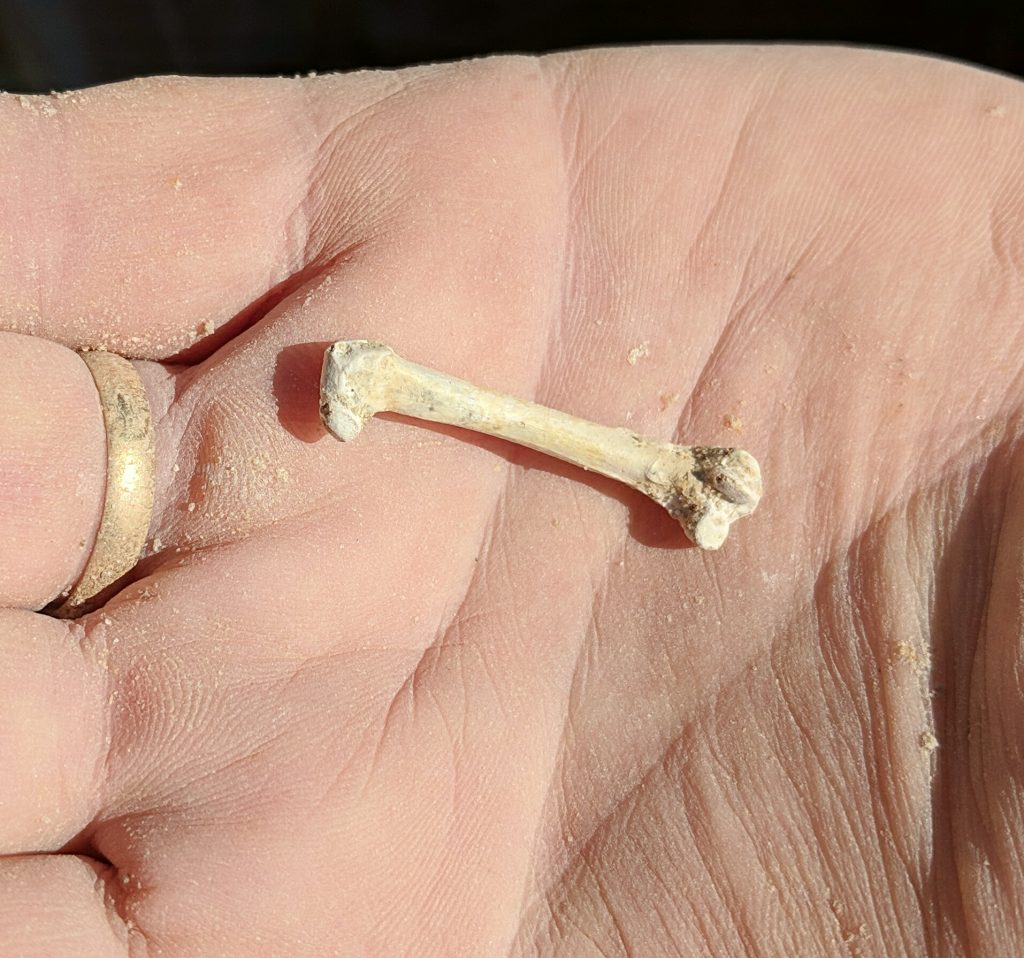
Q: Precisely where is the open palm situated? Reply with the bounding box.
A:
[1,46,1022,957]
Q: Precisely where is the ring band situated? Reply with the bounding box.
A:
[53,351,155,618]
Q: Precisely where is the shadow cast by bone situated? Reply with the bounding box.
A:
[384,416,693,551]
[274,341,335,444]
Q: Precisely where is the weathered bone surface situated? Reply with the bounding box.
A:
[320,340,762,549]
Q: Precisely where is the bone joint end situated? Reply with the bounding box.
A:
[320,340,395,441]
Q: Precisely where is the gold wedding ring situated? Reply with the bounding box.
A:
[53,351,155,618]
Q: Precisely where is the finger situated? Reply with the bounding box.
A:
[0,70,408,359]
[0,331,105,609]
[135,55,569,554]
[0,610,109,853]
[0,855,137,957]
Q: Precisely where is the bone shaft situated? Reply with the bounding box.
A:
[378,356,662,484]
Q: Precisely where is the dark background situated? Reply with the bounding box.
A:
[0,0,1021,92]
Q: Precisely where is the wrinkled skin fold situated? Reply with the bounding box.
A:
[0,45,1022,957]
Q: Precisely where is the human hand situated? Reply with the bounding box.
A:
[1,46,1022,956]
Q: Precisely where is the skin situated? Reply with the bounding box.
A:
[0,45,1022,957]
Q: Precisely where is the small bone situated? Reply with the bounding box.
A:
[320,341,762,549]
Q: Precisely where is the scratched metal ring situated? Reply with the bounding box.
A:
[52,351,155,618]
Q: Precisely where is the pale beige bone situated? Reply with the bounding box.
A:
[320,341,762,549]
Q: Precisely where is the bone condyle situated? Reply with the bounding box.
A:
[319,340,762,549]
